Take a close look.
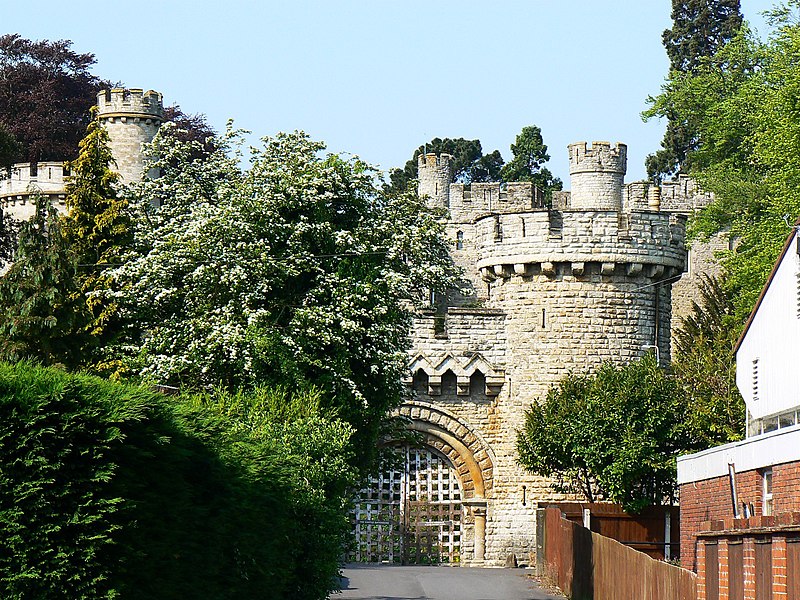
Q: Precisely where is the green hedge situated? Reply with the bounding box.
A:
[0,362,355,599]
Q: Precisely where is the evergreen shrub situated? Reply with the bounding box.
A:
[0,361,355,599]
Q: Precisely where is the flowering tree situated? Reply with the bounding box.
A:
[110,126,460,458]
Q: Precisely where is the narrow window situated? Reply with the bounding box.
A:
[762,469,773,516]
[456,231,464,250]
[542,308,546,329]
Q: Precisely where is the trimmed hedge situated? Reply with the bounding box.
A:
[0,362,355,599]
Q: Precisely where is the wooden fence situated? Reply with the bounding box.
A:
[549,502,679,560]
[541,507,697,600]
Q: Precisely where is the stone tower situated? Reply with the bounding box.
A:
[568,141,627,210]
[96,88,164,184]
[417,153,453,209]
[352,139,687,567]
[1,88,164,225]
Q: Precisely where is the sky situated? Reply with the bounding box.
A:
[4,0,779,186]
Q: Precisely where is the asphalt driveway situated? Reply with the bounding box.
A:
[335,564,564,600]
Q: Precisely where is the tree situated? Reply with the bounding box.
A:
[162,104,216,161]
[0,35,109,163]
[517,354,696,512]
[386,137,504,193]
[673,275,746,445]
[0,123,19,169]
[108,127,460,465]
[0,195,89,368]
[645,0,744,180]
[499,125,563,197]
[60,112,132,375]
[646,6,800,317]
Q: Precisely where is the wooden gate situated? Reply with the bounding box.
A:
[350,446,462,564]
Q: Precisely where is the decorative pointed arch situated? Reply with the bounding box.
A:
[404,352,505,397]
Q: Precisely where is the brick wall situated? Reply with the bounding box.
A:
[681,460,800,571]
[694,513,800,600]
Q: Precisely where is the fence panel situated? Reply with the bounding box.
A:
[548,502,679,559]
[542,507,697,600]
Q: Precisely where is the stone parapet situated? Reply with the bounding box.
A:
[1,162,68,196]
[474,210,686,282]
[97,88,164,121]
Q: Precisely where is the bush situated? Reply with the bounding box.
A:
[0,361,355,599]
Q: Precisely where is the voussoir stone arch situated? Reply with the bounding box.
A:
[392,400,495,500]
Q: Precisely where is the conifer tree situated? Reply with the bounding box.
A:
[673,274,745,444]
[0,195,88,368]
[646,0,743,180]
[61,113,131,375]
[499,125,563,198]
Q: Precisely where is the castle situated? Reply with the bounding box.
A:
[1,88,719,567]
[0,87,164,219]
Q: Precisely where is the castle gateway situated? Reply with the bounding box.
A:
[351,142,689,566]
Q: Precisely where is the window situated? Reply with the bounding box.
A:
[762,469,773,516]
[456,231,464,250]
[779,411,797,429]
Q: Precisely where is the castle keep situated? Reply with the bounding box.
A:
[1,89,712,567]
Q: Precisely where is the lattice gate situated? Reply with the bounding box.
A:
[350,446,463,564]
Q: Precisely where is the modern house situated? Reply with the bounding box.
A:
[677,225,800,599]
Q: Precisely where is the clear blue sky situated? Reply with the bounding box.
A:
[4,1,777,185]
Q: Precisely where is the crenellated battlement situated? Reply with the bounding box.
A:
[1,162,69,197]
[97,88,164,121]
[567,141,628,210]
[418,152,453,170]
[568,141,627,174]
[473,208,686,283]
[624,176,713,213]
[447,181,546,222]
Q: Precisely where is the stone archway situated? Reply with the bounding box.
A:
[349,402,495,565]
[397,402,494,563]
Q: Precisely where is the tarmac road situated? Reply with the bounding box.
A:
[336,564,565,600]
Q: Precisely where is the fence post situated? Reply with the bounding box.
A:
[665,509,672,561]
[536,508,546,576]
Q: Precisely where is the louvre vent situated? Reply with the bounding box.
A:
[752,358,759,402]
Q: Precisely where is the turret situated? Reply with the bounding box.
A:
[418,153,452,209]
[97,88,164,184]
[568,141,627,210]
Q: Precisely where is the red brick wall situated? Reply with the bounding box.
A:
[693,516,800,600]
[680,460,800,570]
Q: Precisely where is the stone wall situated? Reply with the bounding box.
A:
[1,162,68,220]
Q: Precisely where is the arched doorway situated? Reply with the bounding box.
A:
[350,444,463,564]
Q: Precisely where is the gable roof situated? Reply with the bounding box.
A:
[735,222,800,353]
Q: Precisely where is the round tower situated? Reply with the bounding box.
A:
[568,141,627,210]
[97,88,164,184]
[417,153,452,209]
[473,141,685,404]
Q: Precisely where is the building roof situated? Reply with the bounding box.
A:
[734,221,800,354]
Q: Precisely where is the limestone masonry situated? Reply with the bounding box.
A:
[0,89,718,567]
